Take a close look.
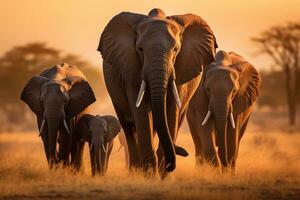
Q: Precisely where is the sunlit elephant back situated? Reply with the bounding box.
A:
[98,8,217,174]
[20,63,96,168]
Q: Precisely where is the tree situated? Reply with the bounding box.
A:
[252,22,300,126]
[0,42,106,131]
[257,70,286,109]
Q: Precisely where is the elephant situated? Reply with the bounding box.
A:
[73,114,121,176]
[20,63,96,168]
[98,8,217,174]
[187,50,261,172]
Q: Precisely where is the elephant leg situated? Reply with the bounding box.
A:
[198,124,220,167]
[103,61,139,170]
[70,134,78,167]
[89,143,96,176]
[134,109,157,174]
[187,102,219,167]
[186,109,204,165]
[58,128,71,166]
[70,118,78,166]
[230,117,250,171]
[73,141,85,173]
[227,118,239,172]
[121,120,140,170]
[104,141,114,174]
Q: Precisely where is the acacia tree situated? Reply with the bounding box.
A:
[252,22,300,126]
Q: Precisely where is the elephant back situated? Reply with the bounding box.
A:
[40,63,87,86]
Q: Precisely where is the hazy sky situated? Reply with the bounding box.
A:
[1,0,299,70]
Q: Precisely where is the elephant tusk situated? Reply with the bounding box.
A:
[136,80,146,108]
[39,118,45,137]
[63,119,71,135]
[89,143,93,151]
[102,144,106,153]
[201,110,211,126]
[171,80,182,109]
[230,112,236,129]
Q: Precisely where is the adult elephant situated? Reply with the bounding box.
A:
[98,8,217,173]
[21,63,96,168]
[187,50,261,172]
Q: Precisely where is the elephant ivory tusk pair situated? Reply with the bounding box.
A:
[230,112,236,129]
[39,119,45,137]
[201,110,211,126]
[201,110,236,129]
[171,81,182,109]
[63,119,71,135]
[135,80,182,109]
[136,80,146,107]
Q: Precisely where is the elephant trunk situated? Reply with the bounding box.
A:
[213,95,230,168]
[215,118,228,167]
[95,146,101,175]
[91,136,104,175]
[46,114,60,168]
[148,66,176,172]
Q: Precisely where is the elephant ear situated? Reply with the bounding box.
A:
[20,76,49,116]
[102,115,121,142]
[231,58,261,115]
[66,81,96,118]
[169,14,218,85]
[98,12,147,74]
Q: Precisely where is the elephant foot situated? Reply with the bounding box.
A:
[140,156,158,178]
[159,170,170,179]
[157,158,171,179]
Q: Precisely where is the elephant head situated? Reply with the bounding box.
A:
[78,114,121,175]
[98,8,217,171]
[201,50,261,167]
[21,73,96,167]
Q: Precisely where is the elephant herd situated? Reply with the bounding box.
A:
[20,8,261,177]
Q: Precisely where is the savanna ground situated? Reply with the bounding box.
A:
[1,112,300,200]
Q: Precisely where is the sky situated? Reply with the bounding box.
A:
[0,0,299,71]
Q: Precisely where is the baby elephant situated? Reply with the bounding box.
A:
[73,114,121,176]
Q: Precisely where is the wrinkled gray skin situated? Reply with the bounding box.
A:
[74,114,121,176]
[187,51,261,173]
[98,8,217,175]
[21,63,96,168]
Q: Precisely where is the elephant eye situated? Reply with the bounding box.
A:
[138,47,143,53]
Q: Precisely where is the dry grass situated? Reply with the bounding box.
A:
[0,130,300,200]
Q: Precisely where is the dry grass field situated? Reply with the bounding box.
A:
[0,129,299,200]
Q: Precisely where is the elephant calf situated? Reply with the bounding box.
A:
[73,114,121,176]
[187,50,261,173]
